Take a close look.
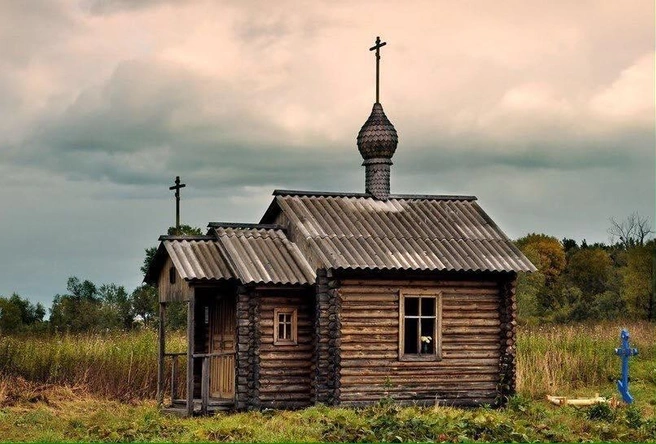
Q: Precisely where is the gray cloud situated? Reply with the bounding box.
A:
[0,0,653,307]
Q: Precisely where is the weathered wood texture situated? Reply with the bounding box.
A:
[314,269,340,405]
[158,257,192,302]
[258,288,314,409]
[498,276,517,404]
[235,286,258,410]
[337,276,513,407]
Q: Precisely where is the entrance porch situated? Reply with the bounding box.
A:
[157,288,237,416]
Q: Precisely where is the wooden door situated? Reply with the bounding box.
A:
[209,295,236,399]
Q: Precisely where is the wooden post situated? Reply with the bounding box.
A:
[186,290,195,416]
[201,356,210,415]
[157,302,166,406]
[171,355,178,401]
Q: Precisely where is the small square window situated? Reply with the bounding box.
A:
[273,308,297,345]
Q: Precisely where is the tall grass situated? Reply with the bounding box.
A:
[517,321,656,398]
[0,330,185,399]
[0,322,653,400]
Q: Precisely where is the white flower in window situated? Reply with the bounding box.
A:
[421,336,432,343]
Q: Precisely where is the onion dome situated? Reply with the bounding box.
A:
[357,102,398,160]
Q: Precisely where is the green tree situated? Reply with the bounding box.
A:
[98,283,132,329]
[622,240,656,319]
[566,248,613,297]
[0,293,46,334]
[131,284,158,327]
[515,234,566,316]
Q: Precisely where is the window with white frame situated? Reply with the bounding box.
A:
[399,291,442,361]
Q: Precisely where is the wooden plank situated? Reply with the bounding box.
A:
[186,290,195,417]
[171,355,179,401]
[340,358,498,368]
[157,302,165,406]
[339,382,496,393]
[443,318,500,327]
[339,279,499,288]
[201,357,209,415]
[340,367,499,376]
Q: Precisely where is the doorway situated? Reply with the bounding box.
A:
[209,294,236,399]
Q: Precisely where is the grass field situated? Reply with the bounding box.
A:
[0,322,654,442]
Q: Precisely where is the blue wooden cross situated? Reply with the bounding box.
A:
[615,328,638,404]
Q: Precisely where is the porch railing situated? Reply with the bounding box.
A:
[163,352,186,402]
[192,352,235,415]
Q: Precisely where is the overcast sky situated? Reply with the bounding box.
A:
[1,0,654,307]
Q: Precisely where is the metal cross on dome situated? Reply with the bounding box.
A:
[369,36,387,104]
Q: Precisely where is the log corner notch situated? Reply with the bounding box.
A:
[497,274,517,406]
[314,269,342,405]
[235,285,260,410]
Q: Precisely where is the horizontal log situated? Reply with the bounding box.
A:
[341,343,398,352]
[443,326,500,335]
[258,351,313,360]
[259,393,312,402]
[443,318,500,327]
[340,318,397,327]
[341,334,397,343]
[340,294,398,302]
[442,343,502,351]
[340,389,498,399]
[259,368,312,377]
[339,279,499,288]
[259,384,311,394]
[340,367,499,376]
[342,326,395,335]
[340,358,498,368]
[260,360,312,369]
[341,351,399,360]
[442,310,499,319]
[340,374,498,384]
[259,344,314,352]
[260,337,313,345]
[441,351,500,359]
[441,334,500,342]
[341,310,398,319]
[339,382,496,393]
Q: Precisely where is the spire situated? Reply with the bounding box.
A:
[357,36,398,200]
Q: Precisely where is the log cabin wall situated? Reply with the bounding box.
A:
[498,277,517,402]
[235,285,257,410]
[336,272,515,407]
[257,287,314,409]
[314,269,340,405]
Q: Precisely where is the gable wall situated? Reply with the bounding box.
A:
[337,275,512,406]
[157,256,192,302]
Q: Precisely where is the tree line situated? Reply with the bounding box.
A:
[0,217,653,334]
[516,212,655,323]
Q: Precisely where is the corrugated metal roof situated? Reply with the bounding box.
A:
[264,192,536,273]
[162,227,315,286]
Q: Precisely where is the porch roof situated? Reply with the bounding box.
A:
[152,225,316,286]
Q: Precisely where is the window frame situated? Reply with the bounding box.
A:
[273,308,298,345]
[398,290,442,361]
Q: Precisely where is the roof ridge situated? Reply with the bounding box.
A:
[273,189,476,201]
[158,235,216,241]
[297,234,506,241]
[209,222,286,231]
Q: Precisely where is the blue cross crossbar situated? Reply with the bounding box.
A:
[615,328,638,404]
